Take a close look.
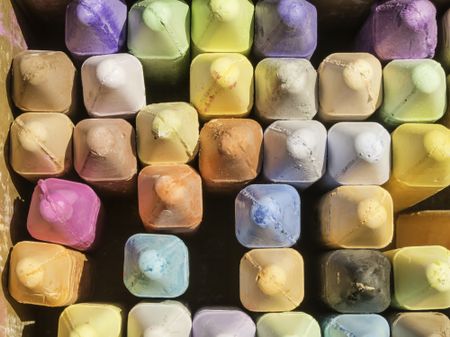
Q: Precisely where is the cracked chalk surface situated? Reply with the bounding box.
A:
[380,59,446,126]
[65,0,127,57]
[263,120,326,188]
[319,185,393,249]
[255,58,318,121]
[326,122,390,186]
[82,53,146,118]
[254,0,317,59]
[10,113,73,180]
[136,102,199,165]
[199,119,262,190]
[128,301,192,337]
[138,164,203,232]
[9,241,88,307]
[191,0,254,54]
[235,184,300,248]
[318,53,382,121]
[240,248,304,312]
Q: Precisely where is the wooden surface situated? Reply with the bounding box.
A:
[0,0,33,336]
[1,1,449,336]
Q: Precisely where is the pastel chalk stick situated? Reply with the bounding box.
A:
[390,312,450,337]
[136,102,199,165]
[321,250,391,313]
[12,50,76,114]
[128,0,190,85]
[199,118,263,191]
[263,120,326,188]
[191,0,254,55]
[255,58,318,122]
[254,0,317,59]
[383,123,450,212]
[190,53,254,120]
[396,211,450,250]
[322,314,389,337]
[235,184,301,248]
[138,164,203,233]
[326,122,391,186]
[380,59,447,126]
[123,234,189,298]
[74,118,137,193]
[27,178,102,251]
[257,312,320,337]
[10,112,74,181]
[9,241,90,307]
[128,301,191,337]
[193,308,255,337]
[240,248,304,312]
[58,303,123,337]
[65,0,127,58]
[81,53,146,118]
[318,53,382,121]
[355,0,438,61]
[385,245,450,310]
[318,185,394,249]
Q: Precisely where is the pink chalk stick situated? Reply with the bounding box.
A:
[27,178,102,251]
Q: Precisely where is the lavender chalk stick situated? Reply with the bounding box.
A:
[193,308,255,337]
[355,0,437,61]
[65,0,127,59]
[254,0,317,59]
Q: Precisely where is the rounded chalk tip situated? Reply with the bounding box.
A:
[277,63,303,93]
[151,110,179,140]
[210,57,240,88]
[75,2,97,27]
[95,58,126,89]
[426,261,450,292]
[209,0,239,22]
[19,56,49,86]
[277,0,308,30]
[39,191,74,225]
[15,258,44,290]
[400,0,435,31]
[250,196,282,229]
[217,128,245,159]
[342,59,373,91]
[138,249,167,281]
[357,198,387,229]
[144,327,167,337]
[423,129,450,162]
[142,1,172,31]
[18,121,48,153]
[69,324,98,337]
[412,63,442,94]
[354,132,384,163]
[257,265,286,296]
[154,175,187,206]
[86,126,115,157]
[286,129,316,161]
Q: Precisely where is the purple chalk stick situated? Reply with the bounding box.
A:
[355,0,437,61]
[27,178,102,251]
[65,0,127,59]
[193,308,255,337]
[254,0,317,59]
